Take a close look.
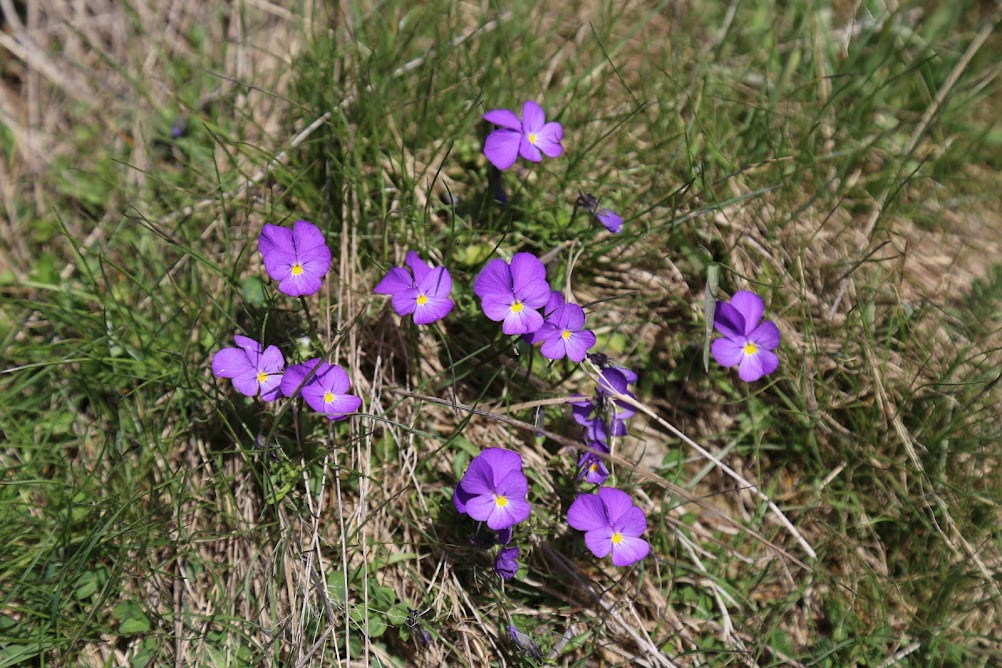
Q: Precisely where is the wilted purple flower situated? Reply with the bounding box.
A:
[711,290,781,382]
[578,192,623,233]
[211,335,284,402]
[597,368,638,420]
[587,353,639,383]
[494,545,520,580]
[170,118,187,139]
[280,358,361,421]
[473,253,551,335]
[454,448,531,530]
[493,526,520,579]
[571,395,627,444]
[374,251,454,325]
[406,609,431,645]
[509,625,543,660]
[533,302,597,362]
[567,487,650,567]
[483,101,564,171]
[258,220,332,297]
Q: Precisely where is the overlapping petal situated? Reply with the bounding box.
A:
[711,337,746,367]
[712,301,746,339]
[567,493,608,533]
[484,129,522,170]
[292,219,326,250]
[406,250,433,284]
[521,101,546,132]
[598,487,635,526]
[374,267,415,295]
[473,258,513,297]
[729,290,765,333]
[610,535,650,566]
[212,347,254,379]
[749,320,781,350]
[483,109,522,130]
[509,253,546,293]
[535,122,564,158]
[596,208,623,233]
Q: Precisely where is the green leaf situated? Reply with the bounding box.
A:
[74,571,99,600]
[241,276,267,308]
[113,600,151,635]
[386,603,409,626]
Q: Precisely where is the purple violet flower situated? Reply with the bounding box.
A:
[483,101,564,171]
[374,251,454,325]
[211,335,284,402]
[454,448,531,530]
[578,192,623,233]
[577,450,610,486]
[473,253,551,335]
[494,545,520,580]
[279,358,361,421]
[567,487,650,567]
[533,302,597,362]
[711,290,781,382]
[258,220,332,297]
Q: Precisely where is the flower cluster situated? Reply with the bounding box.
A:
[209,98,787,603]
[211,220,362,422]
[568,359,638,486]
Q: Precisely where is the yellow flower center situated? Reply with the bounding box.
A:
[495,495,508,508]
[416,294,429,306]
[323,391,335,403]
[527,132,538,145]
[611,532,624,545]
[589,463,598,473]
[743,342,759,356]
[257,372,268,384]
[510,301,524,313]
[561,330,572,340]
[291,263,304,276]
